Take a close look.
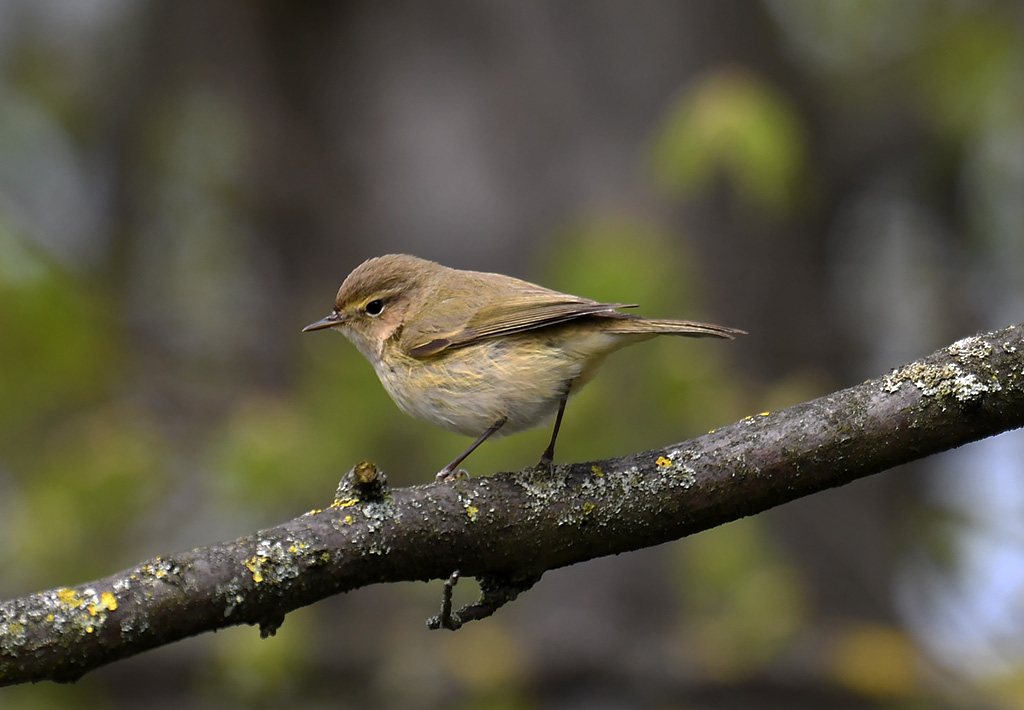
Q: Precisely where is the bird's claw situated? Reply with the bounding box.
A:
[435,467,471,483]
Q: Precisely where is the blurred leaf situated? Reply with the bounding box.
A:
[916,12,1024,137]
[215,335,432,508]
[0,229,116,440]
[650,68,809,215]
[214,394,316,507]
[204,607,315,702]
[4,403,167,588]
[674,518,806,678]
[829,623,920,698]
[439,621,528,699]
[541,215,693,309]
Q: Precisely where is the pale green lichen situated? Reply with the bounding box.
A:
[646,449,699,489]
[222,592,246,619]
[366,542,389,556]
[881,372,903,393]
[326,498,399,558]
[913,362,999,402]
[0,616,28,657]
[360,500,400,531]
[882,335,1005,402]
[556,499,600,527]
[519,468,573,517]
[244,538,311,586]
[557,449,703,525]
[948,336,993,360]
[137,557,179,581]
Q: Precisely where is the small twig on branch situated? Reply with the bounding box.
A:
[427,570,462,630]
[2,324,1023,686]
[426,570,541,630]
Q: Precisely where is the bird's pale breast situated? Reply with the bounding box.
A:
[373,327,630,437]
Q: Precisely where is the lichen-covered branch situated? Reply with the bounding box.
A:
[2,325,1023,686]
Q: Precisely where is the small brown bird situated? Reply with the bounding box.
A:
[304,254,743,480]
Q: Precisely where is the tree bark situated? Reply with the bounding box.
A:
[2,324,1023,686]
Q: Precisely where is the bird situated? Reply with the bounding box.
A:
[304,254,743,480]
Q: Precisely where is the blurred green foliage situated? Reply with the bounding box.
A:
[673,518,805,678]
[0,231,115,436]
[915,11,1024,137]
[650,69,809,215]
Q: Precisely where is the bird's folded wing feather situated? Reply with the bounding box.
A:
[400,278,635,358]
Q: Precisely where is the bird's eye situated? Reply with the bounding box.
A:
[364,299,385,316]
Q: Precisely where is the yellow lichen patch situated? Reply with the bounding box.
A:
[759,411,770,416]
[57,588,84,608]
[331,497,360,508]
[590,465,604,477]
[88,591,118,616]
[287,542,307,554]
[656,456,673,469]
[137,561,170,579]
[465,505,480,522]
[305,508,323,516]
[245,556,264,583]
[343,515,354,525]
[139,560,173,580]
[582,502,596,515]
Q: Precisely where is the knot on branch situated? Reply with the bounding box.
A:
[334,461,390,504]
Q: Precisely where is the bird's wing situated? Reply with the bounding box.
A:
[399,274,635,358]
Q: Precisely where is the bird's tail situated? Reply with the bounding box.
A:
[604,317,745,339]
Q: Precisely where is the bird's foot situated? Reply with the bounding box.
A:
[534,455,556,475]
[435,467,471,483]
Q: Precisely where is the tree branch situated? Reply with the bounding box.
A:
[3,324,1023,686]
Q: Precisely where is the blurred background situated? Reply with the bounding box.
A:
[1,1,1024,708]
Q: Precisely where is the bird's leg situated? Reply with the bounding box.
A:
[436,417,507,482]
[538,380,573,473]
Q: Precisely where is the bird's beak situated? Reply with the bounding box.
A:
[302,312,345,332]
